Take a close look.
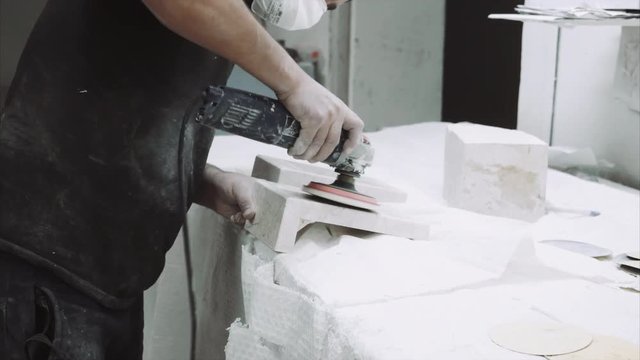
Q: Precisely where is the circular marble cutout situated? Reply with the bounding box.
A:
[539,240,612,258]
[489,322,593,356]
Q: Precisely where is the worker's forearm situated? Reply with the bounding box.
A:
[194,164,222,208]
[143,0,306,95]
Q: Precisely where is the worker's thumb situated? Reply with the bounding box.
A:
[236,185,256,223]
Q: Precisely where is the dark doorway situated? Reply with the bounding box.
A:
[442,0,524,129]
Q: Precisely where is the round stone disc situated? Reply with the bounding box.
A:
[489,322,593,356]
[539,240,612,258]
[626,251,640,260]
[614,254,640,275]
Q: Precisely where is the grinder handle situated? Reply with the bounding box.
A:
[195,86,346,166]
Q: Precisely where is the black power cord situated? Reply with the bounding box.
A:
[178,99,201,360]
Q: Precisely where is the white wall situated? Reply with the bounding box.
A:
[350,0,445,131]
[518,0,640,188]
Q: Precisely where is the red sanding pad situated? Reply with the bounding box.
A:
[303,181,379,210]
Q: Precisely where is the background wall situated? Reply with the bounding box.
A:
[517,0,640,188]
[349,0,445,130]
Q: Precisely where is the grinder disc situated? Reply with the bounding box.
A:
[303,181,379,210]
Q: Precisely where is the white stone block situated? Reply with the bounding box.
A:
[246,180,430,252]
[443,123,548,222]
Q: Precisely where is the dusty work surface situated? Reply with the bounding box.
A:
[144,122,639,360]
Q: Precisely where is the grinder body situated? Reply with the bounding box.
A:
[195,86,373,178]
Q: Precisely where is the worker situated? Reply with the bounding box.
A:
[0,0,361,358]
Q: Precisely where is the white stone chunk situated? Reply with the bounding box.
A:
[224,320,278,360]
[443,123,548,222]
[246,180,430,252]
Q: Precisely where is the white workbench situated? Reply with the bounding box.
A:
[143,122,639,360]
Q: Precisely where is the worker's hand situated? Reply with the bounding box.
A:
[196,165,256,226]
[278,76,364,163]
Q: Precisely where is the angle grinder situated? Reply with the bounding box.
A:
[194,86,378,210]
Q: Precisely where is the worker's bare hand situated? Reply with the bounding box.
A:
[196,165,256,225]
[278,76,364,163]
